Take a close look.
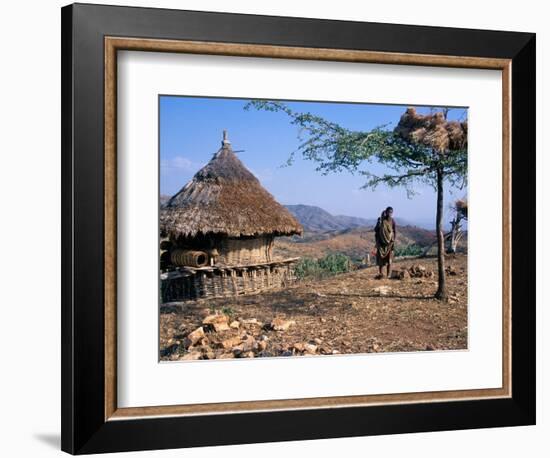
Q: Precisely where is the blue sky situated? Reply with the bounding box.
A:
[160,96,467,229]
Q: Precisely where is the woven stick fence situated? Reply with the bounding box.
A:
[161,258,299,302]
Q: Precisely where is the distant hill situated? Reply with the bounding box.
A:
[285,204,426,232]
[275,225,438,261]
[333,214,377,228]
[284,204,371,232]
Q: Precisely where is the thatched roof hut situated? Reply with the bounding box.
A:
[160,132,303,302]
[160,132,302,240]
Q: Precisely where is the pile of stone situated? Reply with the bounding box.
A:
[408,264,435,278]
[170,313,305,361]
[390,264,434,280]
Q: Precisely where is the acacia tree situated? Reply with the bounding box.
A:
[245,102,467,301]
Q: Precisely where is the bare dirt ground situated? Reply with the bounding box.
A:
[160,254,467,361]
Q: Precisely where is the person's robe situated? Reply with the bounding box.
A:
[375,217,396,266]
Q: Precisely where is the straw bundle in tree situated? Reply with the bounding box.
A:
[394,107,467,153]
[455,198,468,219]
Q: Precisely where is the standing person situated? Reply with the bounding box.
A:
[374,207,397,278]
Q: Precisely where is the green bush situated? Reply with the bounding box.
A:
[294,258,321,279]
[394,243,423,257]
[295,253,351,280]
[318,253,351,274]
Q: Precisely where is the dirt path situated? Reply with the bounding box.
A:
[160,255,467,360]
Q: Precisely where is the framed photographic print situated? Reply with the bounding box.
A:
[61,3,536,454]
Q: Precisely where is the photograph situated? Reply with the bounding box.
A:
[159,96,469,361]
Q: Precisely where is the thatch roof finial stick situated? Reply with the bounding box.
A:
[222,129,230,146]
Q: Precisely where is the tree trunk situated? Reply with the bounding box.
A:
[435,167,448,301]
[447,218,461,254]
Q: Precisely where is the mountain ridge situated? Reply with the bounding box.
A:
[285,204,430,232]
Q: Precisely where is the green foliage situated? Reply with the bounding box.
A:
[294,258,322,279]
[394,244,424,257]
[318,253,351,273]
[295,253,351,280]
[244,100,467,197]
[221,306,235,317]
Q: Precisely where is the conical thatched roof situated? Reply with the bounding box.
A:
[160,133,303,239]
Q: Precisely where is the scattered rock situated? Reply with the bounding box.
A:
[373,286,391,296]
[304,343,318,354]
[218,352,235,359]
[408,264,434,278]
[187,327,205,345]
[240,335,258,352]
[241,318,262,327]
[160,255,468,361]
[202,314,230,332]
[271,318,296,331]
[204,349,216,360]
[448,294,460,303]
[411,264,426,273]
[220,336,242,350]
[180,351,202,361]
[446,266,457,276]
[392,268,410,280]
